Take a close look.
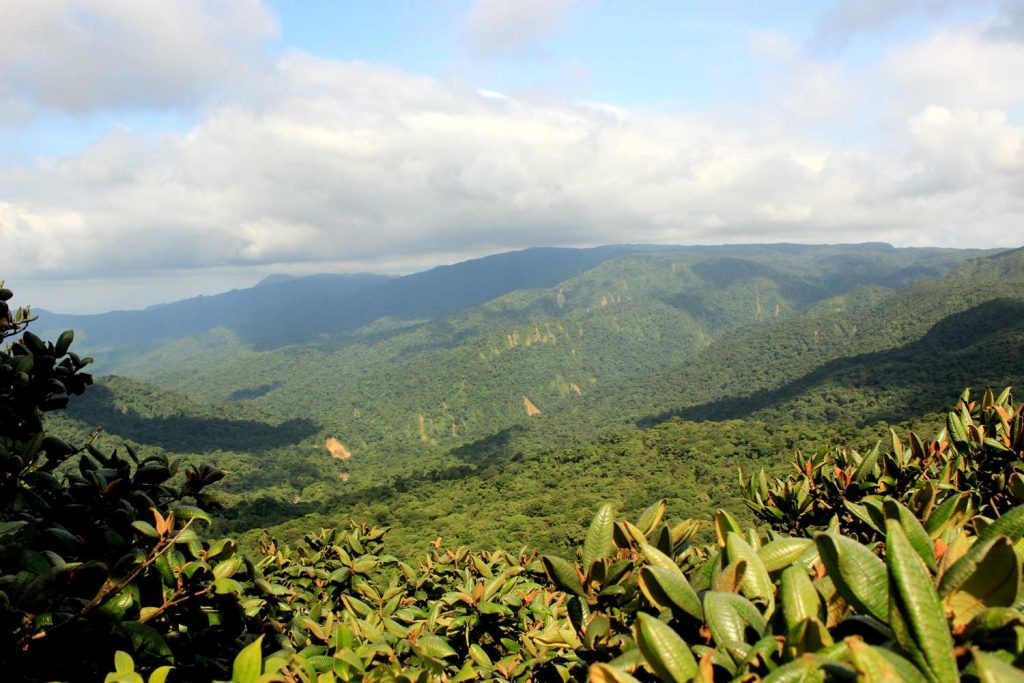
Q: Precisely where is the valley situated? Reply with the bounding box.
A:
[41,243,1024,558]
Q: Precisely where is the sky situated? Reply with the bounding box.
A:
[2,0,1023,312]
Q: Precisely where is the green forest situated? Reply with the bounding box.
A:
[5,243,1024,681]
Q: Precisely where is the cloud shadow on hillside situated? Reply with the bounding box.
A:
[448,425,529,469]
[640,298,1024,428]
[66,383,318,453]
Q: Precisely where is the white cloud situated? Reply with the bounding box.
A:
[0,0,277,120]
[461,0,576,56]
[904,105,1024,190]
[3,1,1024,312]
[812,0,982,51]
[748,31,800,62]
[882,25,1024,111]
[991,0,1024,39]
[2,47,1022,293]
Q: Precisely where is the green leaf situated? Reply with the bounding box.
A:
[415,634,457,659]
[726,532,775,616]
[22,331,46,354]
[583,503,615,571]
[231,636,263,683]
[0,520,28,539]
[886,519,957,683]
[114,651,134,674]
[170,504,212,525]
[634,612,697,683]
[213,556,245,580]
[541,555,585,597]
[759,537,814,572]
[450,661,477,683]
[714,509,742,547]
[853,441,882,483]
[847,639,928,683]
[884,499,936,572]
[607,648,646,674]
[689,548,720,592]
[304,655,332,673]
[815,532,888,623]
[946,411,970,447]
[780,566,821,630]
[941,504,1024,586]
[924,493,972,537]
[154,554,175,586]
[976,502,1024,543]
[703,591,766,662]
[148,667,174,683]
[468,644,492,669]
[942,537,1020,627]
[785,617,832,658]
[335,650,366,676]
[1009,473,1024,502]
[639,566,703,620]
[637,499,666,536]
[760,655,827,682]
[589,663,643,683]
[640,541,682,575]
[119,622,173,662]
[214,577,245,595]
[103,673,143,683]
[55,330,74,356]
[971,648,1024,682]
[131,521,159,538]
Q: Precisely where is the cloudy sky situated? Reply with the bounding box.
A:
[2,0,1023,312]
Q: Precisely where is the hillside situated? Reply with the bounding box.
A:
[36,245,659,356]
[54,245,986,471]
[17,300,1024,682]
[564,246,1024,430]
[46,242,1024,558]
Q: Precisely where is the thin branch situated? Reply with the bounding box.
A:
[22,518,197,646]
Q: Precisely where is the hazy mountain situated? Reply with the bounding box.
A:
[36,245,663,355]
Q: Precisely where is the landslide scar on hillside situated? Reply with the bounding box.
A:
[325,437,352,459]
[523,395,541,416]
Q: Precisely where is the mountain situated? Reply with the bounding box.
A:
[19,242,1024,679]
[35,272,390,353]
[36,245,664,355]
[41,241,1024,558]
[64,244,985,454]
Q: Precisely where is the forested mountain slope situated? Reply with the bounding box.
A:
[47,243,1024,558]
[561,246,1024,430]
[14,275,1024,683]
[246,244,1024,555]
[36,245,659,355]
[37,273,389,353]
[69,244,983,436]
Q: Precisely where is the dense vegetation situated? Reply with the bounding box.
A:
[6,270,1024,681]
[39,244,1024,560]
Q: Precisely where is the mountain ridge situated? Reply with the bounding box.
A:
[40,240,1023,558]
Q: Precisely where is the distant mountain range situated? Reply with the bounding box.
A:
[42,241,1024,554]
[38,245,660,351]
[38,242,980,355]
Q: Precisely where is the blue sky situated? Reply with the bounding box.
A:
[1,0,1022,311]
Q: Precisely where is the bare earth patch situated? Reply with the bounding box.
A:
[523,395,541,416]
[325,437,352,459]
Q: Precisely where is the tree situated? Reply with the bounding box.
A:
[0,282,236,682]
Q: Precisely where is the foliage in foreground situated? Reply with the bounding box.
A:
[4,280,1024,681]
